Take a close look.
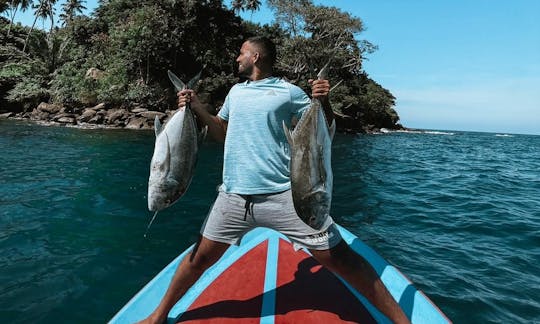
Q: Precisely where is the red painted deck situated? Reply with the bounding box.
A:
[176,239,375,323]
[274,239,375,324]
[178,241,268,323]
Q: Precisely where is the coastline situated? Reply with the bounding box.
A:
[0,102,406,134]
[0,102,172,131]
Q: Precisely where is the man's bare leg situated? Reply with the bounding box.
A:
[137,237,231,324]
[310,241,411,324]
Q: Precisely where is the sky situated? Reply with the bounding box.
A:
[9,0,540,135]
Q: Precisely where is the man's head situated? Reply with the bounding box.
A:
[236,36,276,78]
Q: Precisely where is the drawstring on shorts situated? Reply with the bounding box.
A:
[242,195,254,221]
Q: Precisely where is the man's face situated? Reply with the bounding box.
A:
[236,41,258,77]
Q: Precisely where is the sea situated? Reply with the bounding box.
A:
[1,119,539,323]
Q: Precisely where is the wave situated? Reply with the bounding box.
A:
[379,128,455,135]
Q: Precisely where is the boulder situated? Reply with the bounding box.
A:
[125,117,151,129]
[0,112,13,118]
[88,114,104,124]
[56,116,77,125]
[30,109,50,121]
[78,108,97,122]
[131,107,148,113]
[138,111,166,120]
[90,103,106,110]
[105,108,129,125]
[36,102,63,114]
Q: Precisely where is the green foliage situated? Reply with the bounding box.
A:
[1,0,401,131]
[6,74,49,109]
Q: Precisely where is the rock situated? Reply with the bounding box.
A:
[88,114,104,124]
[126,117,152,130]
[131,107,148,113]
[138,111,166,120]
[56,116,77,124]
[78,108,97,122]
[105,108,129,125]
[30,109,50,121]
[37,102,63,114]
[0,112,13,118]
[90,103,106,110]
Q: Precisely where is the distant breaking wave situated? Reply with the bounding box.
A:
[379,128,455,135]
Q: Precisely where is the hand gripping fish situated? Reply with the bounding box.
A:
[283,64,336,230]
[145,70,207,237]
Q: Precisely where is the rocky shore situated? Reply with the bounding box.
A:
[0,102,172,130]
[0,101,403,134]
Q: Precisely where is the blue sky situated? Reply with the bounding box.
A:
[9,1,540,135]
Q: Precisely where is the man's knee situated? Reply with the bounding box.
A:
[186,237,229,274]
[312,241,371,276]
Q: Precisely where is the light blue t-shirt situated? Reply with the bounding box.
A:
[217,77,311,194]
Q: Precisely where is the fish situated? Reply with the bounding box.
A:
[145,70,207,236]
[283,64,336,230]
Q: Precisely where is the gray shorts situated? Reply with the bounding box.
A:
[200,187,342,251]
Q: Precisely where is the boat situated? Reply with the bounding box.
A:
[110,225,451,323]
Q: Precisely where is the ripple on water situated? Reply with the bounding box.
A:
[2,122,540,323]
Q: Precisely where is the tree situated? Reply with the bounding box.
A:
[5,0,32,37]
[231,0,260,17]
[60,0,86,27]
[23,0,57,52]
[266,0,398,132]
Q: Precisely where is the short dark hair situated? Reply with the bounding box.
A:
[246,36,277,67]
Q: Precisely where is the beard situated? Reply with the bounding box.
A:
[238,63,253,78]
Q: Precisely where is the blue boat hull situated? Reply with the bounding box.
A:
[110,225,450,323]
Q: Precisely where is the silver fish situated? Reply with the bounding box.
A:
[283,64,335,230]
[146,70,206,235]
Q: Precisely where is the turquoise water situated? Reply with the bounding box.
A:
[1,120,539,323]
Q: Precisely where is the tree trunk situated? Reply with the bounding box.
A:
[23,2,45,53]
[7,7,18,37]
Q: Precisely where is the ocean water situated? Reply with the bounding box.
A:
[1,119,539,323]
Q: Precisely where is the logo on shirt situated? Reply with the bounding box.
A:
[264,90,277,96]
[304,231,334,245]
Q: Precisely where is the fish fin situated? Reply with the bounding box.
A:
[187,70,203,89]
[154,116,162,137]
[329,119,336,140]
[198,125,208,145]
[143,211,159,238]
[329,79,343,92]
[282,121,293,145]
[317,60,331,80]
[167,70,186,91]
[164,133,171,171]
[318,144,327,184]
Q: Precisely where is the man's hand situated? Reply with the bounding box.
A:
[308,78,333,125]
[177,89,202,111]
[308,79,330,101]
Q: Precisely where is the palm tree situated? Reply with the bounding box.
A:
[59,0,86,27]
[5,0,32,37]
[231,0,260,18]
[22,0,56,52]
[246,0,261,12]
[1,1,9,13]
[231,0,245,13]
[246,0,261,19]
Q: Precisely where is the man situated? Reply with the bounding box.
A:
[139,36,410,324]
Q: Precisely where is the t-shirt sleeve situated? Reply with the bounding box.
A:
[217,92,231,121]
[288,84,311,120]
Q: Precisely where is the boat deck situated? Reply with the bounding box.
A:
[110,226,450,323]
